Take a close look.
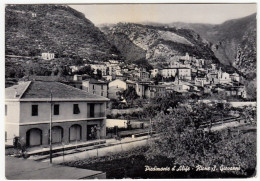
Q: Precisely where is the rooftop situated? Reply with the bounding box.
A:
[126,80,136,84]
[87,78,107,84]
[5,81,109,101]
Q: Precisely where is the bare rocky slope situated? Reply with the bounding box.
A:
[100,23,220,66]
[167,13,256,79]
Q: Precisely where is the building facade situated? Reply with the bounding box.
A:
[178,68,192,80]
[108,79,127,99]
[148,85,166,98]
[160,68,178,78]
[5,81,109,147]
[82,79,108,97]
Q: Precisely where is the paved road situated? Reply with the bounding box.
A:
[5,156,106,179]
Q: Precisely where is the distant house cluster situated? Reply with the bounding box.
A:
[8,51,247,103]
[64,53,246,100]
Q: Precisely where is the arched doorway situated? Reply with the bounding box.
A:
[51,126,63,144]
[26,128,42,146]
[69,124,81,142]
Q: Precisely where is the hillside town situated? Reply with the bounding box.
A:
[6,52,247,100]
[5,51,251,151]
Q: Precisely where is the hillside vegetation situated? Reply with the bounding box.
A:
[5,5,121,61]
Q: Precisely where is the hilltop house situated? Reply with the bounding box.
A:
[41,52,55,60]
[5,81,109,147]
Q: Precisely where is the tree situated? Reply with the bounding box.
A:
[142,92,186,118]
[57,65,71,77]
[76,65,94,76]
[95,69,102,79]
[152,74,163,85]
[240,105,256,124]
[5,67,16,78]
[134,58,153,71]
[146,102,256,175]
[118,87,139,107]
[74,57,84,66]
[245,80,256,101]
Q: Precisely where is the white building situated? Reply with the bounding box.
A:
[82,79,108,97]
[90,64,107,76]
[5,81,109,147]
[195,77,209,87]
[160,68,177,78]
[230,73,240,82]
[108,79,127,99]
[218,69,231,84]
[178,68,192,80]
[42,52,55,60]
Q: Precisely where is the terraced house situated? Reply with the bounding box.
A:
[5,81,109,147]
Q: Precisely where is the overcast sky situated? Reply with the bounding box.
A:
[70,4,256,25]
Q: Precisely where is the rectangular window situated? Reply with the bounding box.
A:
[101,92,103,96]
[54,104,59,115]
[101,85,103,90]
[5,105,7,116]
[32,105,38,116]
[93,85,95,90]
[5,132,7,142]
[89,103,95,117]
[73,104,80,114]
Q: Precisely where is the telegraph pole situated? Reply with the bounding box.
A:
[49,91,53,164]
[150,118,152,137]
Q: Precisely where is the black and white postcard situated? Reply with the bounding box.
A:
[3,1,257,179]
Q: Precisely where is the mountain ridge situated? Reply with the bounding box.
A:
[137,13,256,79]
[101,22,220,67]
[5,4,121,62]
